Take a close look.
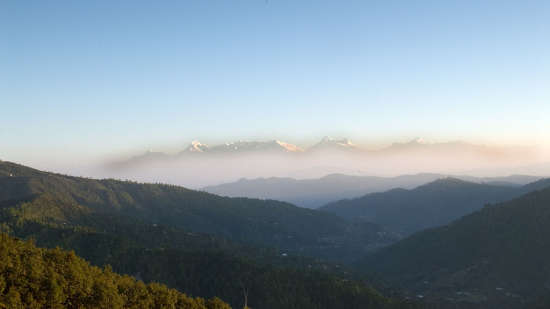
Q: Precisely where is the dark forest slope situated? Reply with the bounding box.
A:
[360,185,550,308]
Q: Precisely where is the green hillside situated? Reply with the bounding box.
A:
[0,233,229,309]
[0,161,419,309]
[0,161,394,262]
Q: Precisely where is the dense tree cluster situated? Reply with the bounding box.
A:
[0,233,230,309]
[0,211,420,309]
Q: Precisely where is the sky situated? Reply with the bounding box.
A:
[2,0,549,166]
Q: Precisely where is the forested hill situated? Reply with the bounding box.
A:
[0,220,418,309]
[0,233,230,309]
[359,184,550,308]
[0,161,420,309]
[321,177,550,236]
[0,160,394,262]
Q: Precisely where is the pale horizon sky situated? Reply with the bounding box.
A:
[2,1,549,166]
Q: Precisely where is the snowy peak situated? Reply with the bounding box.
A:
[184,141,209,153]
[276,140,304,152]
[181,140,303,154]
[309,136,357,152]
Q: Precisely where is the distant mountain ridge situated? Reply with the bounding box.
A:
[321,177,550,236]
[204,173,541,209]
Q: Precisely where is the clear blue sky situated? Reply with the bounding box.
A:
[2,0,549,163]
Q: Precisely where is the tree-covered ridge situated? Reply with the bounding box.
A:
[0,217,420,309]
[360,185,550,308]
[0,233,230,309]
[0,161,421,308]
[0,160,395,262]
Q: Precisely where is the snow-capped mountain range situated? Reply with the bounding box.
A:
[307,136,357,152]
[177,136,354,155]
[103,137,542,189]
[116,136,537,164]
[180,140,306,154]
